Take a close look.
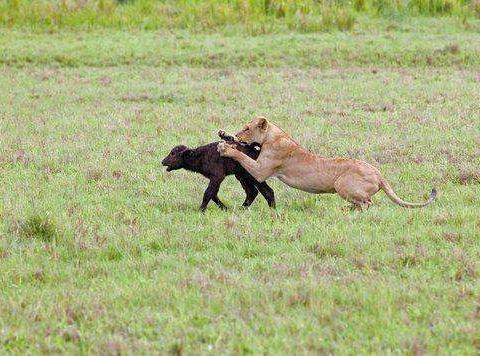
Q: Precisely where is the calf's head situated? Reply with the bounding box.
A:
[162,145,191,171]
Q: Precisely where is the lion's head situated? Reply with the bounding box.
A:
[235,116,269,145]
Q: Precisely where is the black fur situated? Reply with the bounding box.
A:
[162,132,275,211]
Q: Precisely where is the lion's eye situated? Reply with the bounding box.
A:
[245,127,249,131]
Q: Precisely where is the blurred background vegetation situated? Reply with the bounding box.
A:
[1,0,479,33]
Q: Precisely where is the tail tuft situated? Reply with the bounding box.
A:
[431,188,437,200]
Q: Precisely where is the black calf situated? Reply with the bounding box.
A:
[162,132,275,211]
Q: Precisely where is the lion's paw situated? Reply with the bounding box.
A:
[217,141,234,157]
[217,141,227,156]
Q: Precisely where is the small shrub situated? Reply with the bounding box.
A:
[454,263,477,281]
[103,244,123,261]
[320,7,335,31]
[473,0,480,18]
[61,326,81,343]
[288,289,311,307]
[266,0,287,18]
[411,0,457,15]
[458,170,480,185]
[445,42,460,54]
[354,0,367,11]
[373,0,403,17]
[309,242,346,258]
[398,253,420,267]
[20,215,58,242]
[336,8,356,31]
[148,240,163,253]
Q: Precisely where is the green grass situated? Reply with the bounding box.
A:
[1,24,480,353]
[1,0,480,33]
[1,21,480,68]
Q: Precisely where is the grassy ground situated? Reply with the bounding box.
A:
[1,25,480,354]
[2,0,479,33]
[2,19,480,68]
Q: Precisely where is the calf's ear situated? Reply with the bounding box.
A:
[182,149,193,159]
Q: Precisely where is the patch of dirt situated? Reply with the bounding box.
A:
[34,270,45,282]
[144,314,155,326]
[432,213,450,225]
[36,69,59,81]
[120,93,175,104]
[170,341,184,356]
[288,290,311,307]
[442,232,462,243]
[121,93,153,102]
[382,103,395,112]
[208,115,222,124]
[408,338,425,356]
[361,104,377,113]
[86,169,103,182]
[112,170,124,179]
[458,170,480,185]
[65,306,81,325]
[98,76,112,85]
[309,243,345,258]
[193,273,210,292]
[42,164,61,175]
[454,262,477,281]
[359,102,395,113]
[320,108,348,117]
[352,257,367,270]
[61,326,80,343]
[13,149,31,165]
[397,246,427,268]
[445,42,460,54]
[440,148,463,165]
[100,341,127,355]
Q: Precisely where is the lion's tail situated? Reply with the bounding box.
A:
[380,179,437,208]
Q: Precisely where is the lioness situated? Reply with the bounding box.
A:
[217,116,436,210]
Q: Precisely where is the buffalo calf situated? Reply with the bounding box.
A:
[162,131,275,211]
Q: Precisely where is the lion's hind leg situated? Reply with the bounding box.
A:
[334,173,379,212]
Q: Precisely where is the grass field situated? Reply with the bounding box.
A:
[1,20,480,354]
[2,0,480,33]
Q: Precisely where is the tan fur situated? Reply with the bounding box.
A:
[218,116,436,210]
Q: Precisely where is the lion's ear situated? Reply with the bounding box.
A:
[257,117,268,131]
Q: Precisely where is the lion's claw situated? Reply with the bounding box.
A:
[217,141,226,155]
[217,141,235,157]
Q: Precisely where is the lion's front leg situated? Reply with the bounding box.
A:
[218,141,274,182]
[217,141,238,158]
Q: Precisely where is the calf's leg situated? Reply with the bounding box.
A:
[255,181,276,208]
[212,196,227,210]
[235,173,259,207]
[200,176,224,212]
